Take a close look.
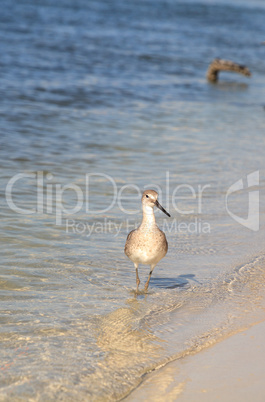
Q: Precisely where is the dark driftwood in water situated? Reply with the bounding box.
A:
[207,58,251,82]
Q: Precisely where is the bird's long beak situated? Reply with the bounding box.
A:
[155,200,171,217]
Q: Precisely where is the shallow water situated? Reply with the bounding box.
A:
[1,0,265,400]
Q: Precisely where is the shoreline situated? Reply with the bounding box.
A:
[125,318,265,401]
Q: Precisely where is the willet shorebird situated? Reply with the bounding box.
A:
[124,190,170,292]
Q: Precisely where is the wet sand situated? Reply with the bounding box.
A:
[125,319,265,401]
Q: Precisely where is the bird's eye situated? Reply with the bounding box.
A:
[146,194,149,198]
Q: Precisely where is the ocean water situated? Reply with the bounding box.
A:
[1,0,265,400]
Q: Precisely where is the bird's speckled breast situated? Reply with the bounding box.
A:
[125,225,168,265]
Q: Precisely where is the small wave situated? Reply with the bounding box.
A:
[83,253,265,400]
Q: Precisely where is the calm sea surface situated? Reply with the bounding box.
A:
[1,0,265,400]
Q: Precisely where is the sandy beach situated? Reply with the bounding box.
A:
[125,319,265,401]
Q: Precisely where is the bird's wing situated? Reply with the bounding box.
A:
[126,229,136,241]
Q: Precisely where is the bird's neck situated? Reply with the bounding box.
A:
[140,205,156,228]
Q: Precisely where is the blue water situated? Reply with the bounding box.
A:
[1,0,265,400]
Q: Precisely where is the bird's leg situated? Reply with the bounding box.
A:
[144,264,155,292]
[134,263,140,292]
